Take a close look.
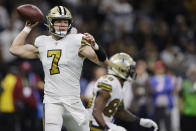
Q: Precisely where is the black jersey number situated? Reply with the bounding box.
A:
[47,50,62,75]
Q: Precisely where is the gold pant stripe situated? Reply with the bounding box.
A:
[90,126,103,131]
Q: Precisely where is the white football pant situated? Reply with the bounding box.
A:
[43,101,90,131]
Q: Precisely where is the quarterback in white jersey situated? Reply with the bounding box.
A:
[10,6,108,131]
[88,53,158,131]
[35,33,85,98]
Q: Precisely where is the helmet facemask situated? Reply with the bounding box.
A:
[126,65,137,81]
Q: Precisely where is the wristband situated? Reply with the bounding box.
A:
[94,46,107,62]
[92,43,99,50]
[23,26,31,33]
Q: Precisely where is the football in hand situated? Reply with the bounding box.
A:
[17,4,44,23]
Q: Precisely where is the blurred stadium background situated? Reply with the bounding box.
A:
[0,0,196,131]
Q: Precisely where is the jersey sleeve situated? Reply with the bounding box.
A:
[75,33,91,48]
[80,39,91,48]
[34,35,45,48]
[96,75,113,93]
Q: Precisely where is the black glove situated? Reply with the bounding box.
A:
[102,125,110,131]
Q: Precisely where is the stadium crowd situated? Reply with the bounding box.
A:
[0,0,196,131]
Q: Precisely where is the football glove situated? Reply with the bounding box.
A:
[139,118,158,131]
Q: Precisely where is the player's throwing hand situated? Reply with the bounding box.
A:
[82,33,96,46]
[25,21,39,29]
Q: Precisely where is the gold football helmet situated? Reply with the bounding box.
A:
[108,53,136,81]
[46,6,72,37]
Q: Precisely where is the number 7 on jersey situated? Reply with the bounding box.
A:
[47,50,62,75]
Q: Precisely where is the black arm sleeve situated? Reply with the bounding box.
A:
[94,46,107,62]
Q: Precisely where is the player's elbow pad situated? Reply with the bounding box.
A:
[94,46,107,62]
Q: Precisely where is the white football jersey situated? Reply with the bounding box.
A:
[34,34,85,103]
[88,74,124,126]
